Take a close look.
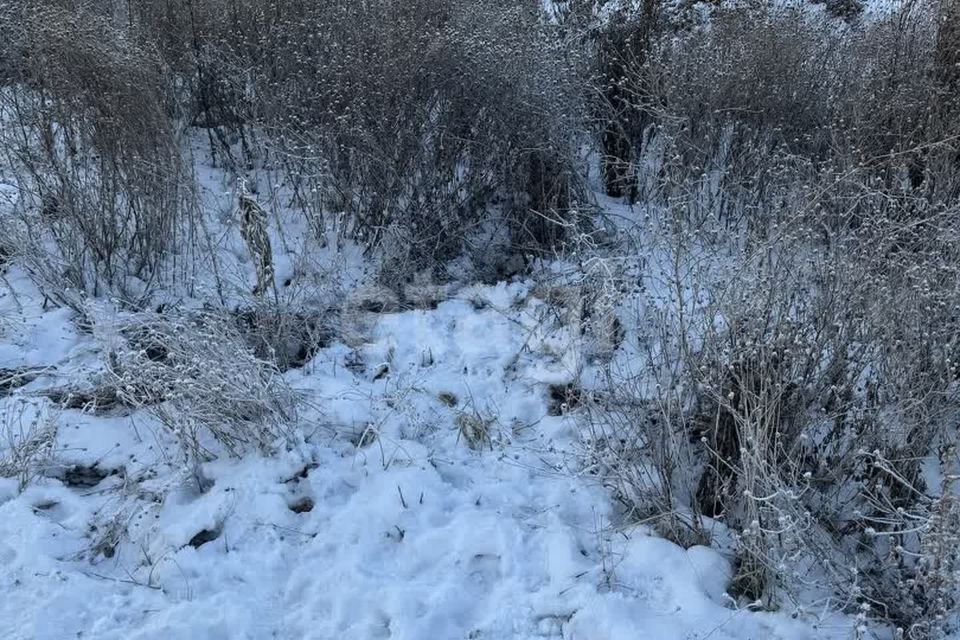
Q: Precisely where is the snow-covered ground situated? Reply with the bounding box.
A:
[0,269,860,639]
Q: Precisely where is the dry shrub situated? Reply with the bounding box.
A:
[0,0,196,307]
[582,0,960,631]
[0,399,57,492]
[600,0,957,212]
[165,0,588,282]
[588,186,960,629]
[100,309,298,461]
[3,0,591,293]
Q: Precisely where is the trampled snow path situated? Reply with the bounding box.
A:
[0,276,852,639]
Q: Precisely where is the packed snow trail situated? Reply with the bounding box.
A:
[0,275,851,639]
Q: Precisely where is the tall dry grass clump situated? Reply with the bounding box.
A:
[0,1,195,307]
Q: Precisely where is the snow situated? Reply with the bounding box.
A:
[0,268,82,370]
[0,261,862,640]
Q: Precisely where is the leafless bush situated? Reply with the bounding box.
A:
[2,0,591,291]
[0,399,57,492]
[586,181,960,628]
[598,0,957,211]
[580,1,960,630]
[194,0,589,282]
[98,309,298,461]
[0,1,196,307]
